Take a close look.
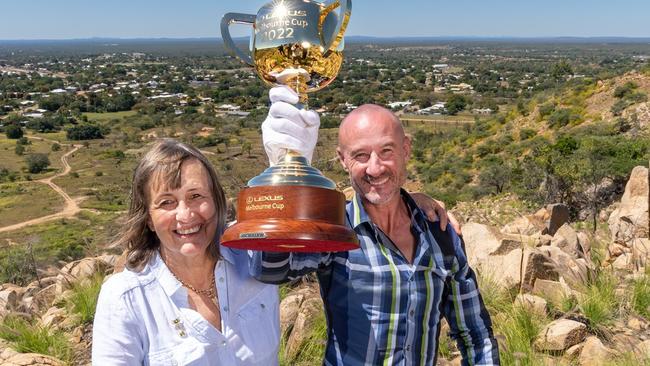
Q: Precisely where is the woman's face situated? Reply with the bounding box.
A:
[147,159,218,261]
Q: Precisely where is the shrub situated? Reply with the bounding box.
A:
[631,276,650,319]
[65,272,105,325]
[579,271,619,330]
[519,128,536,141]
[496,305,549,365]
[26,153,50,173]
[14,143,25,156]
[66,124,104,140]
[5,124,23,139]
[51,143,61,151]
[613,82,638,99]
[538,103,555,118]
[548,108,581,128]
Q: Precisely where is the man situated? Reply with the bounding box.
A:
[251,86,499,365]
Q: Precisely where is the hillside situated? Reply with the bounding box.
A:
[0,57,649,365]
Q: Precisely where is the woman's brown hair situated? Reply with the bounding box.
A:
[114,139,226,271]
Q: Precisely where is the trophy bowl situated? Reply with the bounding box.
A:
[220,0,358,252]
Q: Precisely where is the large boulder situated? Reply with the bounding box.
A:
[1,353,64,366]
[579,336,612,366]
[279,286,319,336]
[0,285,24,312]
[534,319,587,352]
[532,279,572,306]
[632,238,650,271]
[501,215,546,236]
[55,257,111,295]
[283,290,324,360]
[514,294,548,315]
[608,166,649,244]
[551,224,583,258]
[543,203,570,236]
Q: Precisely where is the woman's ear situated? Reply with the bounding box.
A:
[147,217,155,232]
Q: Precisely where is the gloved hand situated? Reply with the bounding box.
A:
[261,86,320,165]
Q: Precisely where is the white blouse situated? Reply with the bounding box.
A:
[92,247,280,366]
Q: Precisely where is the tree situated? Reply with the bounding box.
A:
[66,124,104,140]
[26,153,50,173]
[5,124,23,139]
[478,158,512,194]
[446,95,467,115]
[551,60,573,80]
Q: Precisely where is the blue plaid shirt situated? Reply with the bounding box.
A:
[250,190,499,366]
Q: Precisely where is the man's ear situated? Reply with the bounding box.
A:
[403,135,412,160]
[336,147,348,172]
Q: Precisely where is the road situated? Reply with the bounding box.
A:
[0,139,84,234]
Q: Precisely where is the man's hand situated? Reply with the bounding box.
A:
[261,86,320,165]
[410,192,462,235]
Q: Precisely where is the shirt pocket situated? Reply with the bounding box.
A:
[236,287,279,360]
[147,339,209,366]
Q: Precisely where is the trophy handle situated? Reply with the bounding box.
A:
[220,12,256,66]
[320,0,351,57]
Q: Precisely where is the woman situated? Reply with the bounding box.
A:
[92,139,279,365]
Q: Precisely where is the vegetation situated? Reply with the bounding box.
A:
[26,153,51,173]
[279,310,327,366]
[66,124,104,140]
[4,124,24,139]
[0,315,73,363]
[64,272,105,325]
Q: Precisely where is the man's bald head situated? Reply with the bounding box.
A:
[338,104,406,149]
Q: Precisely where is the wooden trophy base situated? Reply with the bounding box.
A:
[221,185,358,252]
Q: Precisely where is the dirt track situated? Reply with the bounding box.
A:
[0,139,84,234]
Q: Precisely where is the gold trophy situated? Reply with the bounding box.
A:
[220,0,358,252]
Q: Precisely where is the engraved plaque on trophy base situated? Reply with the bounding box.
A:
[221,185,358,252]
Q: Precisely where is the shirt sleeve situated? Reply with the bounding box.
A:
[248,250,334,284]
[92,279,144,365]
[442,231,500,366]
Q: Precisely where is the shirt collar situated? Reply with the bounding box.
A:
[150,251,183,297]
[347,188,429,234]
[150,242,231,297]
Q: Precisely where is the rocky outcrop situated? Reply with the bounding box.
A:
[578,336,612,366]
[280,284,325,360]
[608,166,649,244]
[0,352,63,366]
[534,319,587,352]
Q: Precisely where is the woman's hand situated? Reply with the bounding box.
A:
[410,192,462,235]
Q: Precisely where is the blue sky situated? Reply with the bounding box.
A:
[1,0,649,40]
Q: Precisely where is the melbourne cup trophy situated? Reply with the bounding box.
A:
[219,0,358,252]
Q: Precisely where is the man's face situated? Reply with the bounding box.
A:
[337,109,411,207]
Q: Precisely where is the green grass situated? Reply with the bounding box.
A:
[0,181,64,227]
[82,110,138,123]
[437,331,457,361]
[64,272,105,325]
[579,270,619,330]
[632,275,650,319]
[0,315,73,364]
[495,305,550,366]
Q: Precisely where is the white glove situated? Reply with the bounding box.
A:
[261,86,320,165]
